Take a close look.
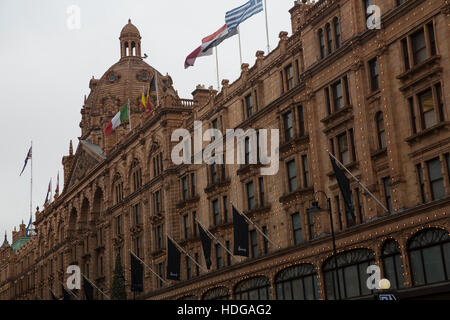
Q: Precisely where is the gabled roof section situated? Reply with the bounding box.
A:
[65,140,105,190]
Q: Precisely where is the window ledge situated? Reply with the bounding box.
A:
[326,160,359,177]
[405,121,449,145]
[176,195,200,209]
[397,55,441,82]
[320,105,353,125]
[204,179,231,194]
[279,187,314,204]
[371,148,387,159]
[279,135,310,154]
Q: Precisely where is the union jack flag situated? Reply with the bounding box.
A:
[19,146,32,176]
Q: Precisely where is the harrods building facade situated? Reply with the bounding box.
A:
[1,0,450,300]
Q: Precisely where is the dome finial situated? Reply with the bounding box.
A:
[128,18,131,24]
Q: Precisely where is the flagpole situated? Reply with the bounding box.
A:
[231,203,280,249]
[155,73,160,107]
[237,26,243,66]
[82,274,111,300]
[128,98,132,132]
[195,219,240,262]
[328,152,390,214]
[167,235,208,273]
[130,251,168,285]
[56,279,79,300]
[263,0,270,53]
[215,47,220,91]
[30,140,33,224]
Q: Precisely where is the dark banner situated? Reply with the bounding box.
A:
[329,155,355,221]
[198,224,212,270]
[232,205,249,257]
[130,253,144,292]
[83,276,94,300]
[167,237,181,281]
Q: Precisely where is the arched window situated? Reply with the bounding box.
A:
[234,276,271,300]
[333,17,341,49]
[113,173,123,204]
[325,23,333,54]
[375,111,386,149]
[408,228,450,286]
[381,240,405,289]
[203,286,230,300]
[323,249,375,300]
[275,264,320,300]
[318,29,325,59]
[131,159,142,192]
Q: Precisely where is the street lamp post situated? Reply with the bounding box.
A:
[309,190,341,300]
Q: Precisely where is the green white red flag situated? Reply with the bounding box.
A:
[104,103,129,136]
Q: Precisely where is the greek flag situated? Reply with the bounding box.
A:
[225,0,264,30]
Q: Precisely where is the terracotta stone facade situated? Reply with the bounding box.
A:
[1,0,449,300]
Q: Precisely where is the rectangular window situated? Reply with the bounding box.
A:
[212,199,220,226]
[364,0,373,19]
[402,38,410,71]
[335,196,343,230]
[427,158,445,200]
[211,118,218,129]
[319,29,325,59]
[245,94,253,118]
[134,203,140,226]
[418,88,437,129]
[369,58,380,91]
[326,24,333,54]
[259,177,265,207]
[283,111,294,142]
[194,253,200,276]
[411,29,427,65]
[291,213,302,245]
[285,64,294,90]
[337,132,350,165]
[332,81,343,111]
[298,105,305,136]
[183,215,189,239]
[154,190,161,214]
[116,215,122,235]
[417,164,426,203]
[408,97,417,134]
[135,236,141,257]
[325,87,331,115]
[215,244,223,269]
[383,177,392,212]
[246,181,255,210]
[223,196,229,223]
[302,155,309,188]
[193,211,198,236]
[308,208,315,240]
[435,83,444,122]
[262,226,269,255]
[190,173,196,197]
[427,22,437,56]
[356,188,363,223]
[158,263,163,287]
[210,164,218,184]
[186,257,191,280]
[226,241,232,266]
[182,176,188,201]
[156,225,163,250]
[287,160,298,192]
[250,230,259,258]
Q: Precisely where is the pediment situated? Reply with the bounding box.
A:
[66,140,106,189]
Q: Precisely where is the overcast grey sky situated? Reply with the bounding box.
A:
[0,0,298,241]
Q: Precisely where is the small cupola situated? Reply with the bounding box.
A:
[119,19,142,58]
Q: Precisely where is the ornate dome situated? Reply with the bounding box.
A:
[120,19,141,38]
